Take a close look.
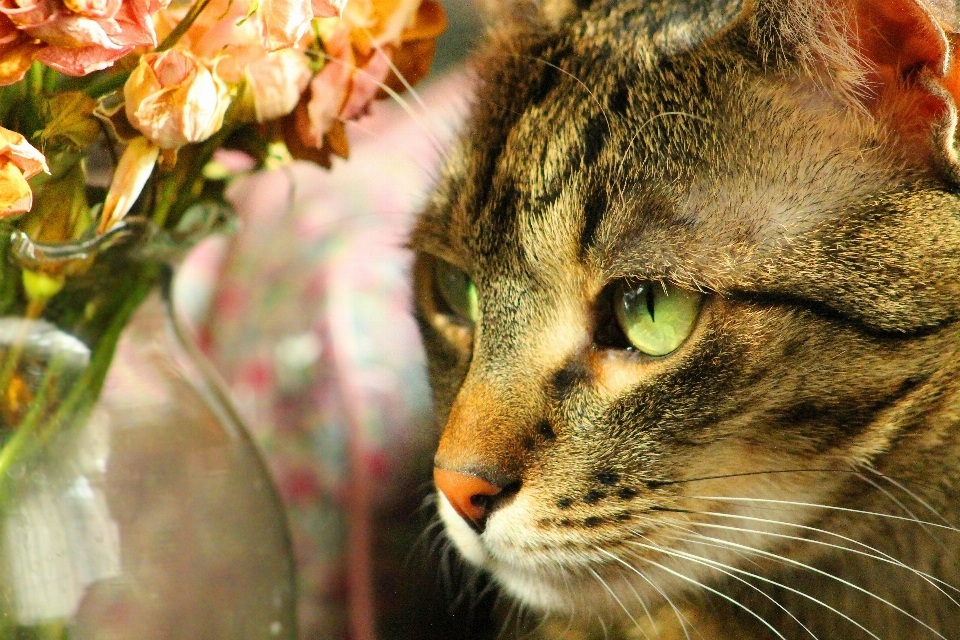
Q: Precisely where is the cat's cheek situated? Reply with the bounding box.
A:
[437,492,488,566]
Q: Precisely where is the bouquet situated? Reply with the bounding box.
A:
[0,0,445,635]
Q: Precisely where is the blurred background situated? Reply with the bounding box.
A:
[160,2,503,639]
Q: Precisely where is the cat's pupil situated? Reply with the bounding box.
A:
[614,281,702,356]
[622,283,656,322]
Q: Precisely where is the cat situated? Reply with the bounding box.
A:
[410,0,960,638]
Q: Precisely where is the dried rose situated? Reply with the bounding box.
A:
[0,127,49,217]
[286,0,446,161]
[166,0,311,124]
[0,0,163,77]
[0,13,43,85]
[244,48,312,122]
[124,49,230,149]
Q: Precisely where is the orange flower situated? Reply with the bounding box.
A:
[0,127,49,217]
[0,0,166,78]
[0,13,42,85]
[152,0,312,123]
[124,48,230,149]
[286,0,445,161]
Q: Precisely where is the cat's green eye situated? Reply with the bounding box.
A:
[613,281,701,356]
[434,259,479,323]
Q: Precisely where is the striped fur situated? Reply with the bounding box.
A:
[412,0,960,637]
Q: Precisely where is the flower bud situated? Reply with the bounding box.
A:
[98,136,159,233]
[124,49,231,149]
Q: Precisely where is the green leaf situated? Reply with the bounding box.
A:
[39,92,100,151]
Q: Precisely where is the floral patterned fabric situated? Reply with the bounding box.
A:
[176,71,476,640]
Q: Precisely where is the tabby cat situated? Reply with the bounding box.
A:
[411,0,960,637]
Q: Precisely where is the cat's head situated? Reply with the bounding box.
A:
[412,0,960,620]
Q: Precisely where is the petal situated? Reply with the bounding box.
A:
[311,0,345,17]
[62,0,121,20]
[0,39,43,85]
[260,0,312,50]
[21,13,122,49]
[246,48,312,122]
[0,127,49,179]
[0,0,57,31]
[98,136,159,232]
[339,46,390,121]
[304,37,353,146]
[0,160,34,217]
[0,11,22,45]
[111,0,158,47]
[400,0,445,43]
[34,42,132,75]
[369,0,419,47]
[125,50,231,148]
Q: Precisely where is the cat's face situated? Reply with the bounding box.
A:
[412,0,960,622]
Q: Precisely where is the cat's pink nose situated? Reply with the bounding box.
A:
[434,467,502,525]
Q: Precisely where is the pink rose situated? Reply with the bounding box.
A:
[0,0,162,76]
[287,0,446,158]
[124,48,230,148]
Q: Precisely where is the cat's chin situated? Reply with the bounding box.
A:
[437,493,615,613]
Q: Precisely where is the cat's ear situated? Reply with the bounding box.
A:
[750,0,960,182]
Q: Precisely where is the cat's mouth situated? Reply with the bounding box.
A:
[437,490,688,613]
[437,481,835,616]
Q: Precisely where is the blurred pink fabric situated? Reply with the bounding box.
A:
[175,71,473,640]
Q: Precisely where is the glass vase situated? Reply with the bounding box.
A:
[0,252,297,639]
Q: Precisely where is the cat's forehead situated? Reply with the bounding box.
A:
[415,25,902,295]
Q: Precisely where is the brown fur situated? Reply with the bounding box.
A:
[412,0,960,637]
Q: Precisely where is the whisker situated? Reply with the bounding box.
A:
[853,470,947,550]
[633,512,763,571]
[620,570,662,638]
[859,464,956,528]
[366,34,453,144]
[595,544,786,640]
[586,564,653,640]
[612,111,714,206]
[606,549,700,640]
[497,597,520,640]
[644,467,865,487]
[643,511,949,639]
[344,117,446,185]
[650,507,960,602]
[307,49,450,161]
[681,496,960,533]
[501,53,612,131]
[620,536,820,640]
[597,611,611,640]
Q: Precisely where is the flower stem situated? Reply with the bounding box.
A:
[0,357,65,503]
[0,265,158,504]
[82,71,130,99]
[157,0,212,52]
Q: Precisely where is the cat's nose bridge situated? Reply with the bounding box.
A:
[434,379,541,491]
